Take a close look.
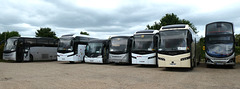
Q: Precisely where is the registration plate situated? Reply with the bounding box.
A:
[216,63,224,65]
[170,63,176,65]
[62,58,65,60]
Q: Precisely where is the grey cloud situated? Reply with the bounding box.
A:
[43,0,194,28]
[0,24,38,37]
[181,3,240,26]
[1,0,240,38]
[85,26,126,32]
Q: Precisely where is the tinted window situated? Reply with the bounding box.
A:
[58,37,73,51]
[208,36,232,41]
[25,39,36,45]
[206,43,233,57]
[159,30,188,51]
[37,39,49,45]
[110,38,128,52]
[206,22,233,35]
[4,38,17,51]
[132,34,154,51]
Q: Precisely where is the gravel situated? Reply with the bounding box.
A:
[0,61,240,89]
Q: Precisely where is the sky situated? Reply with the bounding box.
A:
[0,0,240,39]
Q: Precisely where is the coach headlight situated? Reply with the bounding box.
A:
[67,54,75,57]
[11,49,15,51]
[110,49,114,51]
[158,57,165,61]
[148,56,156,59]
[132,56,136,59]
[227,58,235,63]
[180,56,190,61]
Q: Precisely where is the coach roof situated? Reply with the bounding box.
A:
[134,30,159,34]
[160,24,190,30]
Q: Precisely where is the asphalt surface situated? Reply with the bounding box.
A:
[0,61,240,89]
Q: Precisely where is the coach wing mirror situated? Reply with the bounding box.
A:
[24,47,30,53]
[24,49,29,53]
[70,41,74,46]
[14,40,18,45]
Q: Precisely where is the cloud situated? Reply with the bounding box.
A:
[0,0,240,39]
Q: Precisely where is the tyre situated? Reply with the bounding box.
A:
[69,61,75,64]
[228,65,235,69]
[190,59,194,69]
[206,64,211,68]
[30,55,33,62]
[197,56,200,66]
[82,56,85,63]
[193,59,196,67]
[155,57,158,67]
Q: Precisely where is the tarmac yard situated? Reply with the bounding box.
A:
[0,61,240,89]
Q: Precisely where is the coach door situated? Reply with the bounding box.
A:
[16,39,24,62]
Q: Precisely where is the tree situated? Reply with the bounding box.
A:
[80,31,89,35]
[0,31,21,42]
[235,34,240,46]
[35,27,57,39]
[0,44,4,59]
[146,13,198,33]
[0,31,21,59]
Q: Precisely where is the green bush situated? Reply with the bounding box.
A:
[200,48,205,59]
[235,46,240,55]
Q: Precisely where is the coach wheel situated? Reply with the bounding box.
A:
[197,56,201,66]
[82,56,85,63]
[190,59,194,69]
[194,58,197,67]
[206,64,212,68]
[30,55,33,62]
[229,65,235,69]
[69,61,75,64]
